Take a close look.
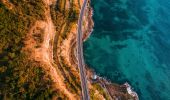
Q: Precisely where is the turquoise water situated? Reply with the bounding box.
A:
[84,0,170,100]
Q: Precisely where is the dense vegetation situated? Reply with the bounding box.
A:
[90,83,110,100]
[0,54,54,99]
[0,1,58,99]
[50,0,81,95]
[0,0,118,99]
[51,0,79,39]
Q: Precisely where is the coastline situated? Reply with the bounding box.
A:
[82,1,94,41]
[0,0,140,99]
[57,0,139,99]
[82,1,139,100]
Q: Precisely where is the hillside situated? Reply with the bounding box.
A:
[0,0,135,99]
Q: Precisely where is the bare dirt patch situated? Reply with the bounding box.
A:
[1,0,14,9]
[23,0,77,99]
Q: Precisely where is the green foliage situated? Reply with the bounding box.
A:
[0,0,45,53]
[93,83,110,100]
[68,10,79,22]
[89,89,96,100]
[0,54,54,100]
[10,0,45,20]
[50,1,81,95]
[0,1,56,99]
[50,1,79,40]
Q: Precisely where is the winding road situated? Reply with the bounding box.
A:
[77,0,90,100]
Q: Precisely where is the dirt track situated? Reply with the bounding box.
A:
[23,0,76,99]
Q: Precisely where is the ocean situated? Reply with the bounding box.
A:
[84,0,170,99]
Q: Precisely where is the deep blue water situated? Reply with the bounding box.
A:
[84,0,170,100]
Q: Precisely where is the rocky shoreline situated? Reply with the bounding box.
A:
[58,0,139,99]
[83,1,139,100]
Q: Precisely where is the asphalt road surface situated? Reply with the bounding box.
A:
[77,0,90,100]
